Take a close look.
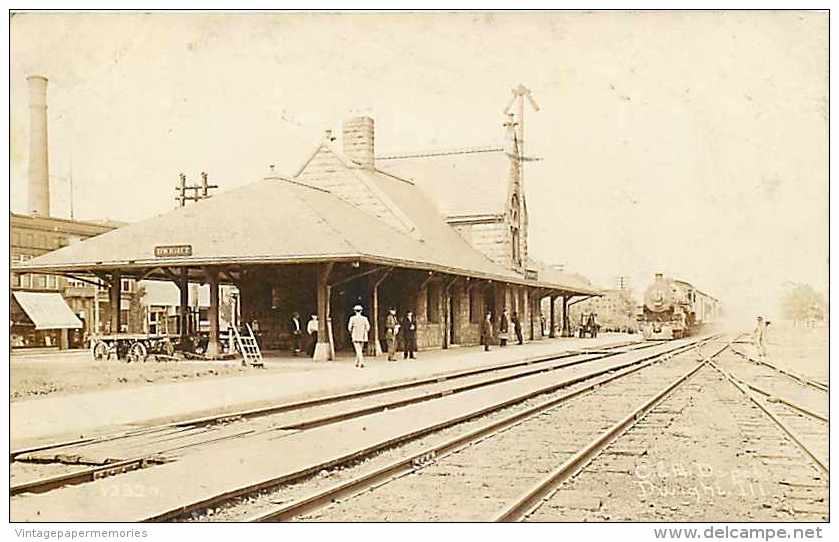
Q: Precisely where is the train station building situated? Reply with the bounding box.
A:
[13,116,599,360]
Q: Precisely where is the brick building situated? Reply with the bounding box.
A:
[14,116,599,359]
[9,212,140,349]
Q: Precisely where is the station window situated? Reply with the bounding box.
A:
[469,287,479,323]
[33,274,46,289]
[426,284,440,323]
[20,274,31,288]
[46,275,58,289]
[11,273,19,288]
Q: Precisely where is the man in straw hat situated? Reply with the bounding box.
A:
[348,304,371,368]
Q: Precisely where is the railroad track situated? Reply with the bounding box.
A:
[235,335,719,522]
[11,337,714,522]
[712,347,828,472]
[709,354,828,521]
[729,346,828,393]
[11,339,655,496]
[520,341,827,522]
[10,338,644,462]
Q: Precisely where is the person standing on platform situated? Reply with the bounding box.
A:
[306,314,318,358]
[481,310,494,351]
[512,311,524,345]
[498,308,510,347]
[401,310,418,359]
[348,305,371,368]
[250,319,261,349]
[754,316,768,359]
[385,308,400,362]
[289,312,302,356]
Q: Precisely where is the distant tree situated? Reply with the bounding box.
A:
[780,283,826,326]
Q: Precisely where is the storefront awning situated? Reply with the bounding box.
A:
[12,292,83,330]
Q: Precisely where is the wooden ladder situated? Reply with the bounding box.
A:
[232,324,264,367]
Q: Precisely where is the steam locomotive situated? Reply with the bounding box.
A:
[637,273,720,340]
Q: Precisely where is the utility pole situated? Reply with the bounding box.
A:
[176,172,218,207]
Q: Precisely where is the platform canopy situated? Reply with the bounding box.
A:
[12,292,83,330]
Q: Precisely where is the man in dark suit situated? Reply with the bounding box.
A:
[512,311,524,345]
[289,312,302,356]
[400,310,418,359]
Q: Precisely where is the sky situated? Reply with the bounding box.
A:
[9,11,828,324]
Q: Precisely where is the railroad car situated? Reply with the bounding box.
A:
[637,273,720,340]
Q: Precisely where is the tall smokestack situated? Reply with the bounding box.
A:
[27,75,50,216]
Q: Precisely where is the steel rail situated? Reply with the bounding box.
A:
[9,341,665,499]
[246,337,714,522]
[493,340,731,522]
[10,457,168,497]
[144,337,715,522]
[740,382,828,423]
[11,339,649,462]
[729,346,828,392]
[708,360,829,476]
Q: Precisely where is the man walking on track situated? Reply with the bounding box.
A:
[754,315,768,359]
[348,304,371,368]
[385,307,400,361]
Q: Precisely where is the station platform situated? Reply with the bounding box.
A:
[11,333,639,448]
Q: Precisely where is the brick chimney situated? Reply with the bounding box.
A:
[27,75,50,216]
[342,116,375,169]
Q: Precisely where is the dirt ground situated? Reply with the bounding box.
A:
[764,322,828,382]
[9,352,317,402]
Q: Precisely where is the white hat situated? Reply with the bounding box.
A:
[353,305,363,311]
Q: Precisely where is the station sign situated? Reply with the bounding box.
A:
[154,244,193,257]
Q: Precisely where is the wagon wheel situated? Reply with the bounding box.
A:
[92,341,110,361]
[127,342,148,363]
[160,339,175,358]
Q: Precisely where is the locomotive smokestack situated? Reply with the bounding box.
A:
[27,75,50,216]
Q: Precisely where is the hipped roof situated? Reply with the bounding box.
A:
[13,148,598,296]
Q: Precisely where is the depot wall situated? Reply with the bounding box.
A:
[236,264,548,354]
